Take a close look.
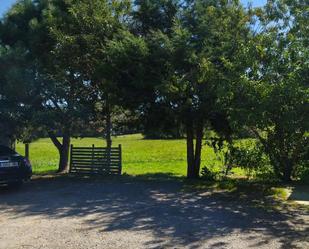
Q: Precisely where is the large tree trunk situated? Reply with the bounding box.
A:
[186,119,195,178]
[282,160,293,183]
[58,134,71,173]
[105,94,112,149]
[186,118,204,179]
[49,131,71,173]
[193,121,203,177]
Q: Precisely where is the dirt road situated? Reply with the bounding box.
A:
[0,177,308,249]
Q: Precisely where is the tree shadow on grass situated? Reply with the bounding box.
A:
[0,174,308,248]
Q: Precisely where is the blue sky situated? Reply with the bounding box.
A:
[0,0,267,18]
[0,0,17,17]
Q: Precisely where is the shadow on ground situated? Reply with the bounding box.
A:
[288,185,309,206]
[0,173,308,249]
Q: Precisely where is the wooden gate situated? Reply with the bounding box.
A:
[69,144,122,176]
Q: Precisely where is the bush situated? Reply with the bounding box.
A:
[228,144,277,180]
[298,167,309,183]
[201,166,216,181]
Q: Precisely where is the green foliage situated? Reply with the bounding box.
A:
[230,0,309,182]
[1,0,307,182]
[0,0,93,136]
[298,166,309,184]
[0,0,120,170]
[200,166,216,181]
[133,0,179,35]
[206,136,278,181]
[0,45,41,144]
[139,0,253,178]
[230,145,263,172]
[229,144,275,180]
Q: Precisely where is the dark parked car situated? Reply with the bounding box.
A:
[0,145,32,186]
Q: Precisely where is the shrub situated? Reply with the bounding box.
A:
[200,166,216,181]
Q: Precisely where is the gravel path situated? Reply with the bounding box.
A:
[0,177,308,249]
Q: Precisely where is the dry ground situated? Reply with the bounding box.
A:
[0,176,308,249]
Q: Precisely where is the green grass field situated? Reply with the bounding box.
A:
[16,134,240,176]
[15,134,308,204]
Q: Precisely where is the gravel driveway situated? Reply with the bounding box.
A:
[0,177,308,249]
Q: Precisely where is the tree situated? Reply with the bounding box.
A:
[48,0,136,149]
[132,0,179,35]
[146,0,251,178]
[0,45,41,148]
[0,0,93,172]
[231,0,309,182]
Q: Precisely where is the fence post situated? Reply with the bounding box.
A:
[107,145,111,174]
[118,144,122,175]
[92,144,95,173]
[69,144,73,173]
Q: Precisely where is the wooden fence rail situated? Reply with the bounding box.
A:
[69,144,122,176]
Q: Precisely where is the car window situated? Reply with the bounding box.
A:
[0,146,16,156]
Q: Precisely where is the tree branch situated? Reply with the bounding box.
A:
[48,131,62,151]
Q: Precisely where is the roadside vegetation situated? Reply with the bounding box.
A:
[16,134,308,184]
[1,0,308,183]
[15,134,231,175]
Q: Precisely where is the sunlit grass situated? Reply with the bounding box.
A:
[16,134,246,176]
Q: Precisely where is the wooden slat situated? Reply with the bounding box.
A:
[71,152,120,156]
[71,152,120,155]
[71,155,120,159]
[71,170,119,173]
[73,155,119,162]
[71,166,119,169]
[71,159,119,163]
[71,164,120,169]
[70,171,119,175]
[71,165,120,168]
[70,167,120,172]
[71,161,120,164]
[71,146,119,149]
[71,170,120,173]
[71,168,120,172]
[71,160,119,164]
[71,163,120,167]
[72,149,120,152]
[71,169,119,172]
[71,163,119,167]
[71,168,119,171]
[71,154,119,157]
[71,150,119,153]
[118,144,122,175]
[71,155,120,158]
[69,145,122,176]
